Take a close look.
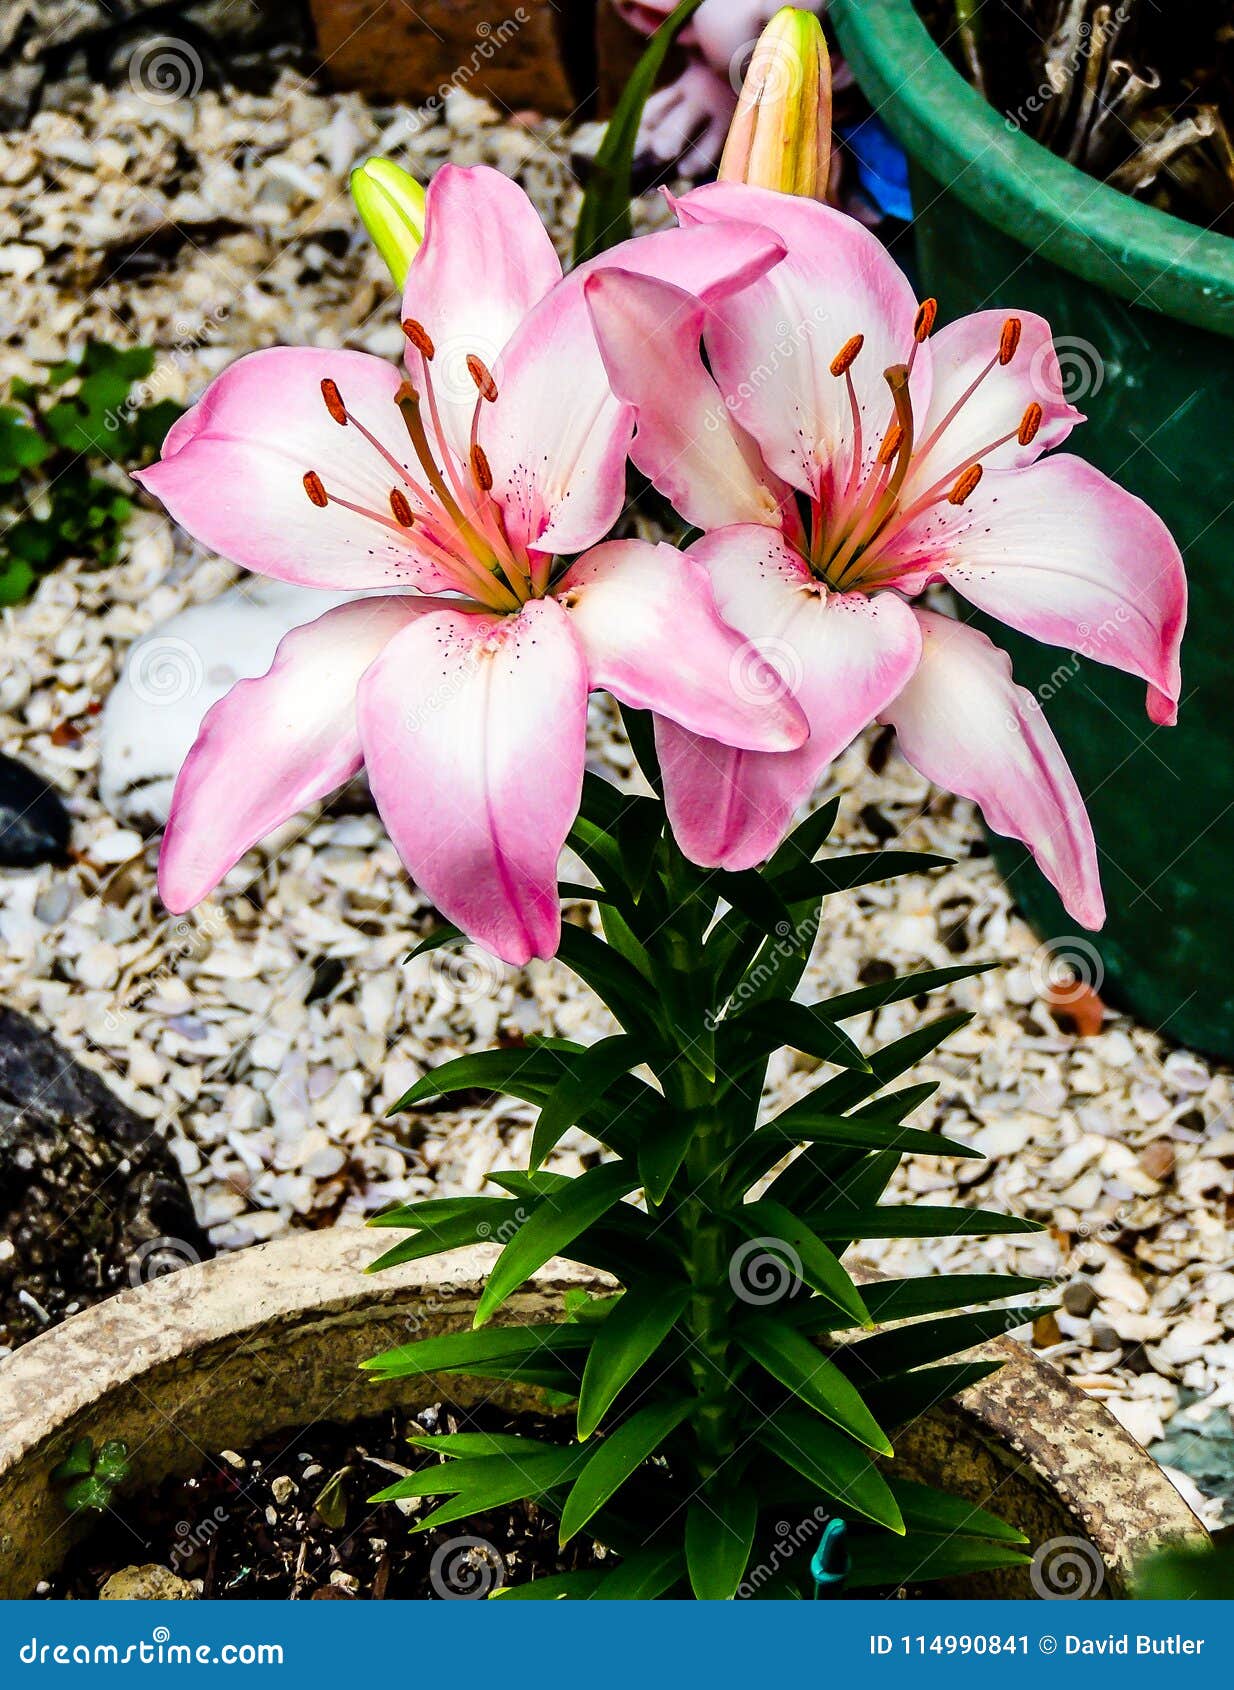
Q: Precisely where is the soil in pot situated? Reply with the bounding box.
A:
[42,1403,607,1601]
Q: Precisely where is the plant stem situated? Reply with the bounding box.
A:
[656,841,742,1486]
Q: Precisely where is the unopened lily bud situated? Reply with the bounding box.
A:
[718,7,832,201]
[349,158,427,288]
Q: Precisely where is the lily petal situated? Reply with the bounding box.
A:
[400,164,563,460]
[886,454,1186,725]
[482,217,789,559]
[655,526,923,869]
[903,310,1084,494]
[556,538,807,750]
[882,609,1104,929]
[672,181,928,505]
[134,348,458,592]
[584,268,786,531]
[357,598,588,966]
[159,595,428,912]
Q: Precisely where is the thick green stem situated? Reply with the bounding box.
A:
[657,850,743,1487]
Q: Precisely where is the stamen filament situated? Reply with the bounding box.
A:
[912,353,999,466]
[825,365,915,586]
[396,381,493,560]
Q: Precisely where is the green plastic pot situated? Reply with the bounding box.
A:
[832,0,1234,1058]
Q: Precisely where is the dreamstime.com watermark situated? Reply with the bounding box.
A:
[17,1629,283,1668]
[738,1505,831,1598]
[1003,2,1134,134]
[382,10,530,142]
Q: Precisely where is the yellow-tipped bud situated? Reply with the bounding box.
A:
[718,7,832,201]
[349,157,427,289]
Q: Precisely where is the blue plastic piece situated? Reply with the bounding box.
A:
[810,1517,851,1600]
[838,115,912,221]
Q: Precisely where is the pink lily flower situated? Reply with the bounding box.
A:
[585,182,1187,929]
[134,165,806,965]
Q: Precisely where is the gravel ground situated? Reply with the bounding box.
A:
[1,77,1230,1526]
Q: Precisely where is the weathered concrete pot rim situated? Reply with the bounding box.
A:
[0,1229,1204,1599]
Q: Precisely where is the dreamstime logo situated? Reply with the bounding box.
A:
[427,945,508,1006]
[128,634,205,707]
[429,332,505,409]
[128,1236,202,1299]
[706,909,822,1028]
[737,1505,831,1597]
[476,1204,530,1247]
[729,1236,803,1306]
[727,25,811,98]
[1034,334,1105,404]
[729,635,803,709]
[1030,1535,1105,1599]
[169,1506,229,1573]
[1029,935,1104,1007]
[429,1535,506,1598]
[128,37,204,104]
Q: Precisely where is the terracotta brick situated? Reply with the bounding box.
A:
[309,0,576,115]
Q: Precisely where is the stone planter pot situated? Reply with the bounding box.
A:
[0,1231,1203,1599]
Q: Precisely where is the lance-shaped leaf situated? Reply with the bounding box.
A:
[407,1432,566,1459]
[387,1045,577,1114]
[727,1109,979,1198]
[857,1274,1053,1326]
[365,1200,529,1275]
[556,925,661,1043]
[795,1013,973,1116]
[577,1281,691,1439]
[494,1569,607,1600]
[738,1320,891,1455]
[774,852,952,904]
[405,921,463,960]
[734,1200,871,1328]
[865,1360,1003,1427]
[368,1194,498,1230]
[362,1320,593,1381]
[888,1477,1028,1546]
[846,1534,1030,1589]
[838,1304,1051,1383]
[724,1001,871,1075]
[530,1034,644,1171]
[686,1486,758,1600]
[638,1106,699,1207]
[590,1544,685,1600]
[372,1448,584,1505]
[766,796,841,877]
[474,1161,642,1328]
[817,960,998,1022]
[757,1408,903,1533]
[805,1206,1044,1242]
[559,1398,692,1544]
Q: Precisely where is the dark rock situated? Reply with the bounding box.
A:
[1062,1278,1100,1318]
[0,1006,211,1351]
[0,753,71,868]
